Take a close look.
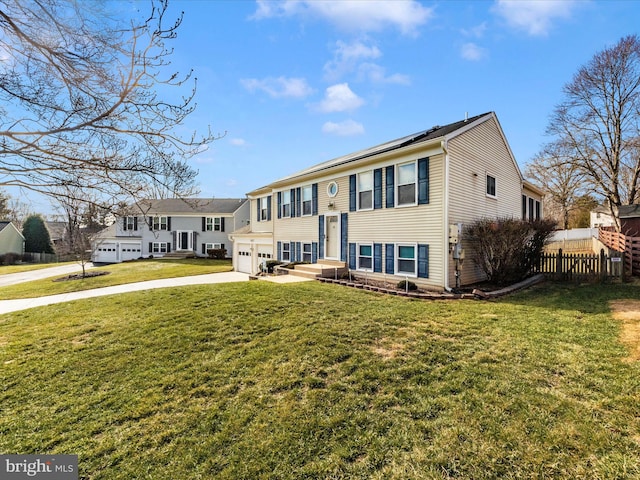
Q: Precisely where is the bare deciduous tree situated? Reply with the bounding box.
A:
[0,0,213,209]
[540,35,640,231]
[525,143,588,229]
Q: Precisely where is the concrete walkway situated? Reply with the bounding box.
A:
[0,271,251,315]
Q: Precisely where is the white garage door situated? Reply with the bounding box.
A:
[120,242,142,262]
[236,244,252,273]
[94,242,118,263]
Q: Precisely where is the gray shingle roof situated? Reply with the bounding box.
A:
[618,205,640,218]
[258,112,492,189]
[0,221,10,232]
[136,198,247,215]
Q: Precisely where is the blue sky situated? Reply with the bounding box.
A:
[19,0,640,213]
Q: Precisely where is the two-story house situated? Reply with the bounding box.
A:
[92,198,249,263]
[231,112,543,290]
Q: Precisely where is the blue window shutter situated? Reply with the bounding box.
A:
[167,242,171,252]
[318,215,325,259]
[149,216,153,231]
[349,243,356,270]
[221,217,225,232]
[418,244,429,278]
[133,217,138,231]
[296,187,301,217]
[385,243,394,274]
[340,213,348,262]
[277,241,282,261]
[202,243,206,255]
[374,243,382,273]
[123,217,127,230]
[202,217,206,232]
[385,166,395,208]
[374,168,383,209]
[267,196,272,221]
[312,183,318,216]
[418,157,430,205]
[167,217,171,231]
[277,192,282,219]
[148,242,152,253]
[312,242,318,263]
[296,242,301,261]
[349,174,356,212]
[256,198,261,222]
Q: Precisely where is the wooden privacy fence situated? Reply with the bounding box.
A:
[598,227,640,275]
[535,248,624,282]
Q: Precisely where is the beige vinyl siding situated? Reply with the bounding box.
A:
[0,224,24,255]
[251,197,273,233]
[447,117,523,285]
[348,154,445,288]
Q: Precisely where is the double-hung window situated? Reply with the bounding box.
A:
[397,162,417,206]
[357,171,373,210]
[152,242,168,253]
[282,242,291,261]
[302,186,313,216]
[396,244,417,276]
[124,216,137,231]
[358,244,373,271]
[486,174,497,198]
[153,216,168,231]
[281,191,291,218]
[205,243,222,251]
[260,197,269,221]
[205,217,222,231]
[302,243,312,262]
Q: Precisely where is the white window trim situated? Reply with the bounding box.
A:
[486,173,497,199]
[153,216,168,231]
[396,161,418,208]
[282,242,291,262]
[301,185,313,217]
[357,171,374,211]
[302,243,312,262]
[281,191,291,218]
[327,181,339,198]
[357,243,373,272]
[396,243,417,277]
[152,242,168,254]
[260,196,269,221]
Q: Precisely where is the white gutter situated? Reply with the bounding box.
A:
[441,139,451,292]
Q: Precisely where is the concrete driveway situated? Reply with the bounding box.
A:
[0,263,96,288]
[0,271,250,315]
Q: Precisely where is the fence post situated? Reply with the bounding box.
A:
[600,248,606,282]
[556,248,563,280]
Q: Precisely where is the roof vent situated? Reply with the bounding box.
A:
[465,112,469,122]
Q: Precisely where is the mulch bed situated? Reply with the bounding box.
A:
[53,271,111,282]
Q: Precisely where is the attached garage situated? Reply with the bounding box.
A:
[93,240,142,264]
[236,243,252,273]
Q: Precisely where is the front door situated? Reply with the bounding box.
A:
[325,214,340,259]
[176,231,193,251]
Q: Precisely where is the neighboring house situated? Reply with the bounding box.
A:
[0,221,25,256]
[92,198,250,263]
[590,206,616,229]
[46,221,68,250]
[231,112,544,290]
[618,205,640,236]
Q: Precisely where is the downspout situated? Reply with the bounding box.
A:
[442,139,452,292]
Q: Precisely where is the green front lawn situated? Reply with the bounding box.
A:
[0,258,233,299]
[1,281,639,479]
[0,261,75,274]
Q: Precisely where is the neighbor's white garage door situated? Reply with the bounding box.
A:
[236,243,252,273]
[120,242,142,262]
[94,242,118,263]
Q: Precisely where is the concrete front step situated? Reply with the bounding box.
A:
[290,262,348,279]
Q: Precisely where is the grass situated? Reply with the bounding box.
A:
[0,258,233,299]
[1,281,640,479]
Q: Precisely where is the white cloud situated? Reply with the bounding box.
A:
[460,42,487,61]
[324,40,382,81]
[317,83,365,113]
[322,119,365,136]
[240,76,314,98]
[358,63,411,85]
[461,22,488,38]
[493,0,580,36]
[229,138,246,147]
[252,0,434,36]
